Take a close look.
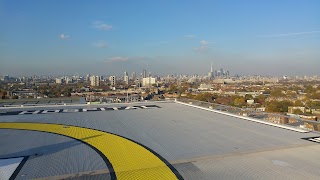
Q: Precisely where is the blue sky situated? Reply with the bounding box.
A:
[1,0,319,76]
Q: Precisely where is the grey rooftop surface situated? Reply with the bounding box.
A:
[0,101,320,179]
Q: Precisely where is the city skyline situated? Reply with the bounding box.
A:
[1,63,320,78]
[1,0,320,76]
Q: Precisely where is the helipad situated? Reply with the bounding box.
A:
[0,101,320,179]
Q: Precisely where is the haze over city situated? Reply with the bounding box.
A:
[2,1,320,180]
[1,0,319,76]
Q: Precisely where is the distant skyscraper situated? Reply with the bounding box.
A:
[131,72,136,80]
[208,63,214,79]
[143,69,147,78]
[109,76,116,86]
[124,71,129,85]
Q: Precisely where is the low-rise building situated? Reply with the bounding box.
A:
[288,106,306,114]
[142,77,155,87]
[198,84,212,91]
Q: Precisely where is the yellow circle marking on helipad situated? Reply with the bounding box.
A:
[0,122,181,180]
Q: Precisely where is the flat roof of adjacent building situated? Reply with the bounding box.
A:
[0,101,320,179]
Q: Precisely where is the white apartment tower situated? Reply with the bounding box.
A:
[109,76,116,86]
[90,75,100,86]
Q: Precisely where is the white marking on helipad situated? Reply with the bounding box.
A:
[0,157,24,180]
[42,110,60,114]
[310,138,320,142]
